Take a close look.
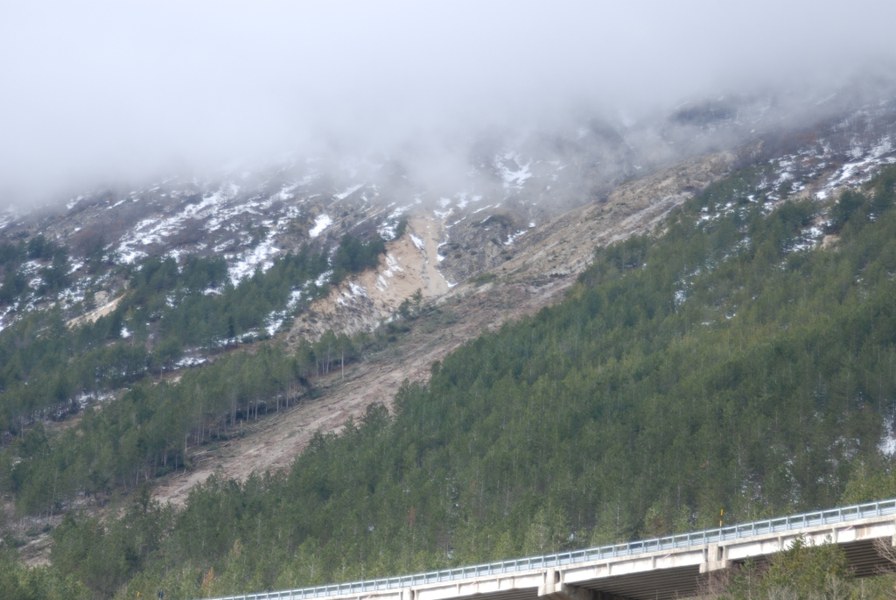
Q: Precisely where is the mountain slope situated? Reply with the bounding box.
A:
[1,91,896,579]
[27,156,896,600]
[151,149,737,505]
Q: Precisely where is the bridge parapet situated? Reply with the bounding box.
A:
[203,499,896,600]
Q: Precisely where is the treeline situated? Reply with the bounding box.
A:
[4,165,896,598]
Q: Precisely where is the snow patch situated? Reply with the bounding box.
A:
[67,260,84,275]
[504,230,527,245]
[75,391,115,409]
[309,214,332,238]
[378,222,398,240]
[377,206,411,240]
[376,254,404,291]
[278,183,297,201]
[472,204,497,215]
[264,290,306,337]
[336,281,369,306]
[66,195,84,211]
[787,225,825,254]
[266,317,284,337]
[673,289,687,307]
[315,270,333,287]
[288,289,304,309]
[175,355,207,369]
[498,152,532,189]
[349,282,368,297]
[227,235,279,284]
[816,135,895,200]
[334,184,363,201]
[116,185,239,264]
[880,417,896,457]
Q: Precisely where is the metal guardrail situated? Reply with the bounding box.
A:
[205,498,896,600]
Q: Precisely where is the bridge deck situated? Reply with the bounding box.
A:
[203,499,896,600]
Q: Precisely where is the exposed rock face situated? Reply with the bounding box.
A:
[288,215,451,342]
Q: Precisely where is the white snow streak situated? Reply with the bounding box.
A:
[309,214,332,238]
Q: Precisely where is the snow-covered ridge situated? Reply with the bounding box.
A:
[2,95,896,345]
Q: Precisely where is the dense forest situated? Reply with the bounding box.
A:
[2,165,896,598]
[0,231,391,515]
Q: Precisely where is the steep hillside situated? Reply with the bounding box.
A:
[1,92,896,587]
[12,154,896,600]
[151,149,736,506]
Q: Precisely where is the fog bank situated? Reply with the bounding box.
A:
[2,0,895,207]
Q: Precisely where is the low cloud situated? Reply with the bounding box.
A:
[2,0,895,208]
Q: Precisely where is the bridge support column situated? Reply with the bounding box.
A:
[539,577,631,600]
[699,543,730,574]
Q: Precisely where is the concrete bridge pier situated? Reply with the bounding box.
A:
[699,543,730,574]
[539,569,633,600]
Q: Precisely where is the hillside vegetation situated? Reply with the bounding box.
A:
[0,233,391,513]
[3,164,896,598]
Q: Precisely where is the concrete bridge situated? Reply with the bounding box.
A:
[205,499,896,600]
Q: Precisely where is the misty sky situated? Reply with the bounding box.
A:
[2,0,895,207]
